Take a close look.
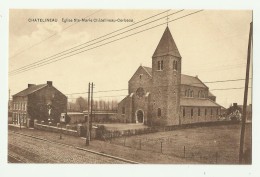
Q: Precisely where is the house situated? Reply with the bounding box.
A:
[12,81,67,127]
[118,26,222,126]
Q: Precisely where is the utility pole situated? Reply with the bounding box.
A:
[90,82,94,140]
[86,82,90,146]
[239,21,252,163]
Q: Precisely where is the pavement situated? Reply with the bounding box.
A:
[8,125,196,164]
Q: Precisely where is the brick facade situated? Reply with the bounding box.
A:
[12,81,67,127]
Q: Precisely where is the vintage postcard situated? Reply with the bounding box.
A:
[8,9,252,166]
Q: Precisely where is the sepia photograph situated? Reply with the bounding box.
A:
[8,9,252,165]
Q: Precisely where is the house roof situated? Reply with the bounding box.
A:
[13,84,47,97]
[180,98,221,107]
[152,26,181,58]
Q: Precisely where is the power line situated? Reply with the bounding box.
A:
[210,87,252,91]
[64,78,252,96]
[9,9,183,75]
[68,86,252,100]
[10,10,202,76]
[9,10,102,60]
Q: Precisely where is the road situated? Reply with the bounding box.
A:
[8,131,127,163]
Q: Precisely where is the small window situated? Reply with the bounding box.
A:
[122,107,125,114]
[185,90,187,97]
[205,109,207,116]
[191,90,194,97]
[139,74,142,79]
[198,108,200,116]
[183,108,185,117]
[191,108,193,118]
[157,108,161,117]
[161,60,164,70]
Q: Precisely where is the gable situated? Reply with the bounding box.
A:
[129,66,152,83]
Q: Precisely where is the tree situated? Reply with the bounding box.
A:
[75,97,88,112]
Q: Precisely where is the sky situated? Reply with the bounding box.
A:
[9,9,252,108]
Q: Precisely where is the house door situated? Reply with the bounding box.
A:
[136,110,144,123]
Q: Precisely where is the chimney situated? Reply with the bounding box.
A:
[28,84,36,88]
[233,103,237,107]
[47,81,52,86]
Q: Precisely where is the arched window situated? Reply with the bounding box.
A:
[198,91,201,98]
[161,60,164,70]
[198,108,200,116]
[173,60,178,70]
[187,89,190,97]
[191,90,194,97]
[158,60,164,70]
[191,108,193,118]
[185,90,187,97]
[157,108,161,117]
[183,108,185,117]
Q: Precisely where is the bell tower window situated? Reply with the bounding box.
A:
[157,60,164,71]
[173,60,178,70]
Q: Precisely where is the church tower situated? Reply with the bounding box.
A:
[151,26,182,126]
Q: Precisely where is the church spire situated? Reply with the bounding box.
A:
[152,26,181,58]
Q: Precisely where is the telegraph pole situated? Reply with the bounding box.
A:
[90,82,94,140]
[86,83,90,146]
[239,21,252,163]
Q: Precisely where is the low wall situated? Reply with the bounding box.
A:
[33,119,96,139]
[97,120,240,140]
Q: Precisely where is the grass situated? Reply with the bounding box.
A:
[110,123,252,164]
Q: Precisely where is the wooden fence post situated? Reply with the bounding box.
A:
[184,146,186,158]
[161,141,163,153]
[215,152,218,164]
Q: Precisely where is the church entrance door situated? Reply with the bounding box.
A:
[136,110,144,123]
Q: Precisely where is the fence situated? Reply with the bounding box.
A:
[108,135,237,164]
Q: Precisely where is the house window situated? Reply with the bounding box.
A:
[191,108,193,118]
[198,108,200,116]
[157,108,161,117]
[183,108,185,117]
[122,107,125,114]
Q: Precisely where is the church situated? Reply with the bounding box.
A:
[118,26,222,126]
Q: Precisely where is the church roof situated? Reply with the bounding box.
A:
[208,91,215,97]
[181,74,208,88]
[180,98,221,107]
[142,66,152,77]
[13,84,47,97]
[152,26,181,58]
[139,66,207,88]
